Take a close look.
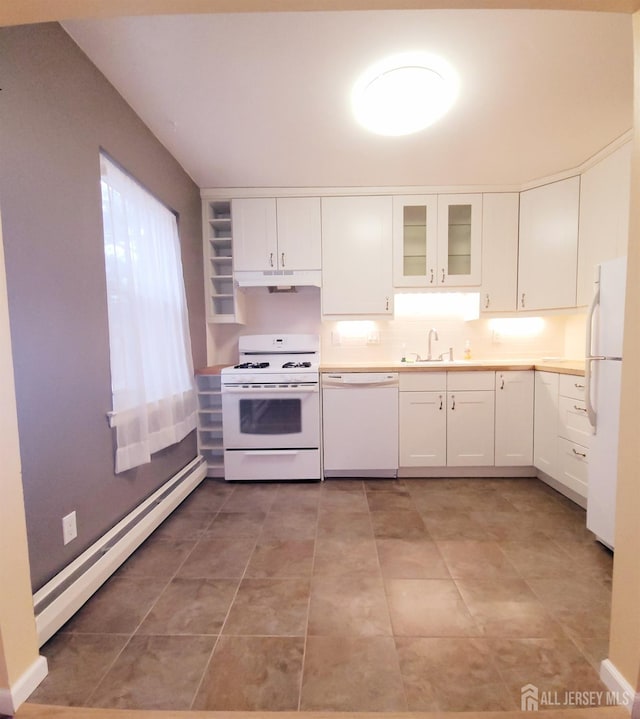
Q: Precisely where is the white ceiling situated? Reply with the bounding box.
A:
[63,9,633,189]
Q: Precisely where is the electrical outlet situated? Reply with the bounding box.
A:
[62,511,77,545]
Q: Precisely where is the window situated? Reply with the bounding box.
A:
[100,153,196,473]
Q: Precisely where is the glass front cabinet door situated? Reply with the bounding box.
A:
[393,194,482,288]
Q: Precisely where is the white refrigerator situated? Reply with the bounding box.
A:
[585,255,627,550]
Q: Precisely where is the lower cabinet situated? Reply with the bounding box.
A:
[495,370,534,465]
[399,371,496,468]
[533,370,590,503]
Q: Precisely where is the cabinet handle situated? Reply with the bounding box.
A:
[269,252,274,267]
[439,395,443,410]
[574,383,585,390]
[441,268,446,283]
[385,296,390,311]
[574,404,587,413]
[485,293,490,309]
[572,448,587,458]
[281,252,285,267]
[521,292,526,309]
[430,269,434,284]
[500,375,505,390]
[451,395,456,411]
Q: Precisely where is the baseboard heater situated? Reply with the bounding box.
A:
[32,455,207,647]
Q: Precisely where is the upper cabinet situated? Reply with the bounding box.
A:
[393,194,482,288]
[321,195,393,317]
[517,176,580,311]
[577,142,631,307]
[480,193,519,312]
[232,197,321,282]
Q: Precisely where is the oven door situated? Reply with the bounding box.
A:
[222,384,320,450]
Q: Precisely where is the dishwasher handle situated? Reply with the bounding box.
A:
[323,373,399,388]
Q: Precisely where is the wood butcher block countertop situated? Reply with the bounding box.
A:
[320,359,585,376]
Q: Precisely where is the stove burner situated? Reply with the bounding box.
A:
[282,361,312,369]
[233,361,270,369]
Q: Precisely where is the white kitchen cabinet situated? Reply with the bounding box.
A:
[399,372,494,468]
[494,370,533,465]
[437,194,482,287]
[276,197,322,271]
[232,197,321,274]
[518,176,580,311]
[577,142,631,307]
[393,194,481,288]
[557,437,589,498]
[393,195,438,287]
[321,195,393,317]
[533,370,559,477]
[480,193,519,312]
[399,372,447,466]
[232,198,277,272]
[446,371,495,466]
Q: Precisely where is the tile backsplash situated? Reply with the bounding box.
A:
[206,287,586,366]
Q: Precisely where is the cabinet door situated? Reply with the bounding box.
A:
[276,197,321,271]
[495,371,533,466]
[533,371,559,478]
[518,176,580,311]
[480,193,519,312]
[447,391,494,466]
[399,391,446,466]
[576,142,631,307]
[392,195,438,287]
[321,196,393,317]
[232,198,277,272]
[437,194,482,287]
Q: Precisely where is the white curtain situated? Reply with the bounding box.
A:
[100,154,197,474]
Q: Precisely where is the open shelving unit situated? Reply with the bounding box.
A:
[203,199,245,323]
[195,366,226,478]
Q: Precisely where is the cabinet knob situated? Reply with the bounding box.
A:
[521,292,526,309]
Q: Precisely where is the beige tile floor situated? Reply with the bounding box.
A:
[29,477,615,713]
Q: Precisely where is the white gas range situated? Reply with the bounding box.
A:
[221,334,321,481]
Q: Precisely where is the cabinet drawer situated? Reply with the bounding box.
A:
[558,396,592,447]
[399,371,446,392]
[557,437,589,499]
[559,374,587,401]
[447,371,495,391]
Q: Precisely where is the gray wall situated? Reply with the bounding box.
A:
[0,23,206,591]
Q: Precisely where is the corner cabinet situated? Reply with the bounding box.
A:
[203,199,245,323]
[517,176,580,311]
[321,195,393,317]
[393,194,482,288]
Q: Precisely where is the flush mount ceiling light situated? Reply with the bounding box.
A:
[352,52,460,136]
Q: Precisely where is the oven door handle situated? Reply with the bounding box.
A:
[222,385,318,394]
[244,450,302,456]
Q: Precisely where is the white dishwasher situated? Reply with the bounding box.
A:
[322,372,399,478]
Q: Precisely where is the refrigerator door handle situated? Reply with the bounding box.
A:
[585,286,600,430]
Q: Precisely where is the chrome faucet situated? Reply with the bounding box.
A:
[427,327,439,360]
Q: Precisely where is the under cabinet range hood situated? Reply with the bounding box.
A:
[234,269,322,288]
